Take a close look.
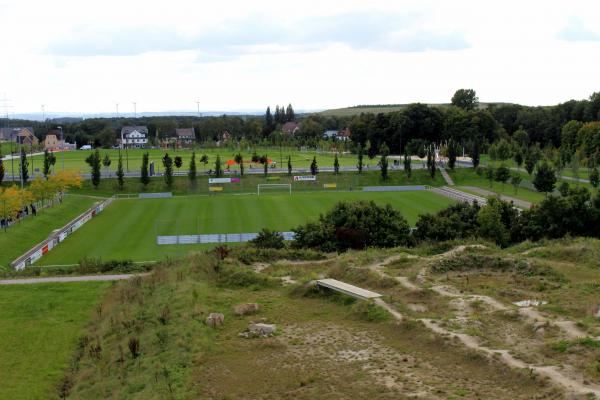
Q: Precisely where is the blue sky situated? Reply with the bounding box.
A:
[1,0,599,113]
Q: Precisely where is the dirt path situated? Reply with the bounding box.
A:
[0,273,148,285]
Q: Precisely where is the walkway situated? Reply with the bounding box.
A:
[0,273,148,285]
[316,278,382,300]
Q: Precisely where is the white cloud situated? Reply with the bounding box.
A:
[0,0,599,113]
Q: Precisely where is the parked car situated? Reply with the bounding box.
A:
[79,145,92,150]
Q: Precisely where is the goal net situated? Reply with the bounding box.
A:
[257,183,291,196]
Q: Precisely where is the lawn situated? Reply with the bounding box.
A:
[0,282,108,400]
[20,146,381,176]
[0,195,100,268]
[39,190,454,265]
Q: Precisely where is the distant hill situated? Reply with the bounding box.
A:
[318,102,514,117]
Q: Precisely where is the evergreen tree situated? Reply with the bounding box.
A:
[265,107,273,130]
[357,144,364,174]
[162,153,174,188]
[310,156,318,175]
[189,152,197,184]
[470,140,480,168]
[486,166,495,187]
[200,154,209,171]
[513,148,524,170]
[511,173,522,194]
[403,150,411,178]
[234,153,244,176]
[141,152,150,187]
[494,165,510,189]
[426,148,436,179]
[174,156,183,173]
[274,106,281,124]
[43,149,53,178]
[334,153,339,174]
[533,162,556,194]
[102,154,111,177]
[285,104,295,122]
[447,140,457,170]
[116,153,124,190]
[287,155,292,176]
[214,154,223,177]
[85,149,101,188]
[263,155,268,177]
[379,142,389,180]
[590,167,600,189]
[0,147,4,184]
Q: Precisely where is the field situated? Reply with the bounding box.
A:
[0,282,109,400]
[0,195,100,268]
[38,190,454,265]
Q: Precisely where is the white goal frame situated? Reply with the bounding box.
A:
[257,183,292,196]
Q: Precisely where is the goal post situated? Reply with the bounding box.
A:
[257,183,292,196]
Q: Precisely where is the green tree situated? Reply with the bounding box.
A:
[403,150,411,179]
[287,155,292,176]
[234,153,244,176]
[494,165,510,189]
[188,152,197,185]
[333,153,339,174]
[524,150,538,175]
[451,88,479,110]
[162,153,174,188]
[589,167,599,189]
[174,156,183,173]
[85,149,101,188]
[513,148,524,170]
[486,166,495,187]
[43,149,56,178]
[310,156,318,175]
[214,154,223,178]
[102,154,111,177]
[478,200,510,247]
[379,142,389,180]
[447,140,457,170]
[250,228,285,249]
[0,158,4,186]
[510,173,522,194]
[357,144,364,174]
[470,140,480,168]
[263,154,268,177]
[533,162,557,194]
[200,154,209,172]
[141,152,150,187]
[426,148,436,179]
[512,128,529,147]
[116,153,124,190]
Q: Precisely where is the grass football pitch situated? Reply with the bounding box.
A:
[38,190,454,265]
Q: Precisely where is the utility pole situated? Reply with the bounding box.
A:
[196,101,201,117]
[133,102,137,119]
[116,103,119,118]
[1,95,14,182]
[58,126,64,171]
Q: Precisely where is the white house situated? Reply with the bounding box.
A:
[120,126,148,148]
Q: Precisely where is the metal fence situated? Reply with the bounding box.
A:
[139,192,173,199]
[362,185,428,192]
[157,231,296,245]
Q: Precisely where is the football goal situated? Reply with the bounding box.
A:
[257,183,292,196]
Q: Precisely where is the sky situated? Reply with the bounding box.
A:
[1,0,600,114]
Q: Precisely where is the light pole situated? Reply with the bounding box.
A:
[10,131,14,182]
[133,102,137,119]
[58,126,64,171]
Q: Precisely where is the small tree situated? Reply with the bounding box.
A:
[116,153,124,190]
[533,162,556,194]
[287,155,292,176]
[0,158,4,186]
[403,150,411,179]
[188,152,197,185]
[214,154,223,177]
[470,140,480,168]
[162,153,174,188]
[200,154,209,172]
[590,167,599,189]
[174,156,183,174]
[357,144,364,174]
[447,140,457,170]
[510,173,522,194]
[20,148,29,184]
[486,166,495,187]
[85,149,101,188]
[234,153,244,176]
[513,148,524,171]
[250,228,285,249]
[494,165,510,189]
[426,148,436,179]
[333,153,339,174]
[263,155,268,177]
[310,156,318,175]
[140,152,150,187]
[102,154,111,177]
[43,149,56,178]
[524,149,539,175]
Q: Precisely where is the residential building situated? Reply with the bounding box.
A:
[175,128,195,147]
[282,121,300,135]
[323,130,339,139]
[0,127,38,145]
[120,126,148,148]
[44,134,59,150]
[323,128,351,141]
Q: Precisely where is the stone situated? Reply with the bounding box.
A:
[205,313,224,328]
[234,303,259,316]
[407,303,428,313]
[249,323,277,336]
[595,307,600,318]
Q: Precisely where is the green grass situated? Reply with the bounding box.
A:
[20,146,388,176]
[481,155,593,181]
[0,195,100,268]
[39,190,454,265]
[69,169,446,197]
[448,168,547,204]
[0,282,108,400]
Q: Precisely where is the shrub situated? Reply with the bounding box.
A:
[128,337,140,359]
[216,265,274,288]
[351,300,390,322]
[250,228,285,249]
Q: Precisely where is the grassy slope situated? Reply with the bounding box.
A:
[70,169,447,197]
[0,282,108,400]
[0,195,99,268]
[39,191,454,264]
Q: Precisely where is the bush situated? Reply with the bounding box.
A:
[216,265,275,288]
[234,247,325,264]
[351,300,390,322]
[250,228,285,249]
[432,253,516,273]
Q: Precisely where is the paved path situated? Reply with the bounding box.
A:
[0,273,148,285]
[438,167,455,186]
[461,186,533,209]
